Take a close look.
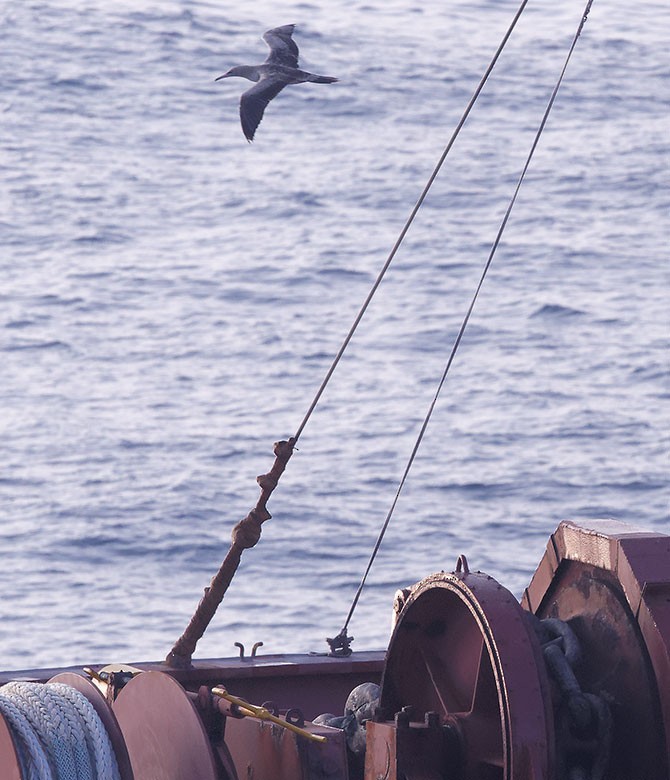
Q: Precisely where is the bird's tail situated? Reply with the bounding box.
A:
[310,75,338,84]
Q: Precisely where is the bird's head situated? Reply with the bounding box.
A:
[215,65,260,82]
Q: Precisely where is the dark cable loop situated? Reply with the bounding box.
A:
[339,0,596,638]
[292,0,531,445]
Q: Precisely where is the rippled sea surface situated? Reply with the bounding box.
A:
[1,0,668,670]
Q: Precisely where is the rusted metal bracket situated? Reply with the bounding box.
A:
[234,641,264,659]
[326,628,354,657]
[165,438,296,668]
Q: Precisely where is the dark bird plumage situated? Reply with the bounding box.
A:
[215,24,338,141]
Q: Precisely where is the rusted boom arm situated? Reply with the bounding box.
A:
[165,438,296,668]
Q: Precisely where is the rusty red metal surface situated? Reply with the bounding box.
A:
[0,651,385,719]
[378,563,554,780]
[224,714,348,780]
[365,716,458,780]
[0,711,22,780]
[522,519,670,780]
[2,521,668,780]
[113,671,222,780]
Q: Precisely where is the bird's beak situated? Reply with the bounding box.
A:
[214,72,230,81]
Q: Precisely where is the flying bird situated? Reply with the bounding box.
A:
[215,24,338,142]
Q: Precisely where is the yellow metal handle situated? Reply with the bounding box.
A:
[83,666,107,683]
[211,687,327,744]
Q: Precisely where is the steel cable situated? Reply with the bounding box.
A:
[292,0,531,444]
[338,0,596,642]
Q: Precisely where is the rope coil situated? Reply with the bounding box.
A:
[0,681,121,780]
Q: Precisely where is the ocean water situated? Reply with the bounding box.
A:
[0,0,667,671]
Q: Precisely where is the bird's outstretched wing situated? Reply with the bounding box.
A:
[239,78,287,141]
[263,25,299,68]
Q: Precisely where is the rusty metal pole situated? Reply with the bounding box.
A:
[165,438,295,668]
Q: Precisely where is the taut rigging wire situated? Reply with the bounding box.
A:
[291,0,531,445]
[332,0,595,651]
[165,0,593,666]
